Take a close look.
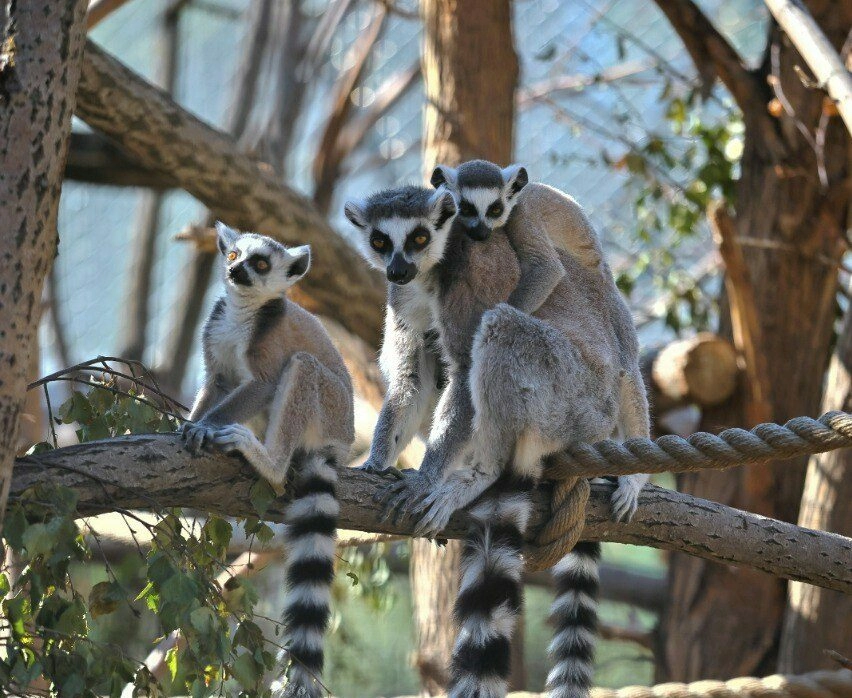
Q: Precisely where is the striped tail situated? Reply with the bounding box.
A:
[546,541,601,698]
[449,475,534,698]
[278,451,338,698]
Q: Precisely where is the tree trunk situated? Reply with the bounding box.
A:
[0,0,89,522]
[658,0,851,680]
[413,0,519,692]
[778,309,852,671]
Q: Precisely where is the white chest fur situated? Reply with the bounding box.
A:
[206,302,254,384]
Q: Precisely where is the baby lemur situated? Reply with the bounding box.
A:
[346,163,649,698]
[181,223,354,698]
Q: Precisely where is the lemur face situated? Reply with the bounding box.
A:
[344,186,457,285]
[430,160,528,241]
[215,222,311,298]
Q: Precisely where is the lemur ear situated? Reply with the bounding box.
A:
[287,245,311,280]
[343,199,369,230]
[430,165,458,190]
[428,189,457,230]
[502,164,529,199]
[215,221,240,255]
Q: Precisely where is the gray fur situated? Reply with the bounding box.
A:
[183,223,354,698]
[182,223,354,485]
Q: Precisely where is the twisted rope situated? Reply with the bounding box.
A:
[523,411,852,571]
[587,669,852,698]
[550,411,852,479]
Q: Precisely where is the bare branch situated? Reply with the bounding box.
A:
[764,0,852,138]
[312,7,388,214]
[75,40,385,346]
[12,434,852,593]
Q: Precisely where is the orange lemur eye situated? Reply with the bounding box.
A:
[255,259,269,271]
[370,232,388,251]
[227,251,238,262]
[414,234,428,245]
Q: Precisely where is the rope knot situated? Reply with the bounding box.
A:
[525,470,590,571]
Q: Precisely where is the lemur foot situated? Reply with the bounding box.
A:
[610,475,644,522]
[410,490,456,538]
[375,472,426,525]
[180,421,217,453]
[209,424,287,490]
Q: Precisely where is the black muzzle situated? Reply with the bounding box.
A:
[228,263,252,286]
[465,220,490,241]
[386,254,417,285]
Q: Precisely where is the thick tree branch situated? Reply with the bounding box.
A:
[74,40,385,346]
[12,434,852,594]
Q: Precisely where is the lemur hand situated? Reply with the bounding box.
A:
[180,421,217,453]
[609,474,646,522]
[356,456,406,479]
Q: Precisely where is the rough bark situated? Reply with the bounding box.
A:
[74,40,385,347]
[779,310,852,671]
[655,0,851,680]
[10,436,852,593]
[64,132,177,189]
[414,0,519,691]
[0,0,89,522]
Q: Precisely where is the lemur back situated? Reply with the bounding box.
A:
[182,224,353,698]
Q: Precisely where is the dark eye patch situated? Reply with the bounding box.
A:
[247,254,271,274]
[486,200,504,218]
[459,200,477,218]
[370,230,391,254]
[404,226,431,253]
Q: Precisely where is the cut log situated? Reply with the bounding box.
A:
[646,333,739,412]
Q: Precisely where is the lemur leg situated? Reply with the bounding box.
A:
[210,353,346,487]
[359,344,439,475]
[610,369,651,522]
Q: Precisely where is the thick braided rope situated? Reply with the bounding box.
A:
[548,411,852,479]
[524,474,589,571]
[523,411,852,572]
[585,670,852,698]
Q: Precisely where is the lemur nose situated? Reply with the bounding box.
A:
[387,255,416,285]
[467,220,490,241]
[228,262,252,286]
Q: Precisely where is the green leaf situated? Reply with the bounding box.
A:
[230,652,261,690]
[204,516,232,550]
[346,571,359,586]
[89,581,122,619]
[0,573,9,596]
[189,606,217,636]
[249,479,276,518]
[55,597,87,636]
[25,441,54,455]
[160,572,199,607]
[3,506,28,551]
[22,523,53,557]
[255,523,274,544]
[57,391,93,424]
[166,645,180,681]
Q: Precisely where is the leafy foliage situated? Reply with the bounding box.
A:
[2,375,281,697]
[611,88,744,333]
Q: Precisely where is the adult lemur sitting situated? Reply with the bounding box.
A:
[345,162,649,698]
[180,223,354,698]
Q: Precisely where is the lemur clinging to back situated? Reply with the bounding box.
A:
[181,223,354,698]
[345,163,650,698]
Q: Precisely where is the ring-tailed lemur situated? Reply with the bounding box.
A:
[346,166,649,698]
[180,223,354,698]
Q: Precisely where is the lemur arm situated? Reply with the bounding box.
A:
[361,309,438,474]
[505,221,565,314]
[187,375,228,421]
[196,379,279,427]
[416,368,474,484]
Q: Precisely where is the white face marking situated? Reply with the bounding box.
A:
[222,236,307,301]
[459,186,512,229]
[359,215,452,276]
